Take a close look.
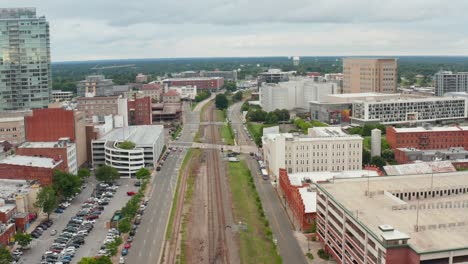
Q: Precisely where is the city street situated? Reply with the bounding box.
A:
[228,100,308,264]
[126,99,208,264]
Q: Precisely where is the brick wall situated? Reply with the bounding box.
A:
[25,109,75,142]
[128,96,152,125]
[386,126,468,150]
[16,147,69,172]
[0,162,66,185]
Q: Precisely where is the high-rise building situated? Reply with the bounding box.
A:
[343,58,397,94]
[77,75,115,97]
[434,71,468,96]
[0,8,51,110]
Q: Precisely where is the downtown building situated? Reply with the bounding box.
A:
[343,58,397,94]
[91,125,165,177]
[386,126,468,150]
[262,127,363,180]
[0,8,51,110]
[163,77,224,91]
[435,71,468,96]
[316,172,468,264]
[351,97,467,125]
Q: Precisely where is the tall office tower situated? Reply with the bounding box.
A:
[434,71,468,96]
[0,8,51,110]
[343,58,397,94]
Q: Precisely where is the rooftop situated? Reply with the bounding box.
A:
[164,77,223,81]
[0,179,32,201]
[308,127,349,137]
[163,90,180,97]
[288,170,379,187]
[0,155,62,168]
[18,140,74,149]
[384,161,456,176]
[317,171,468,253]
[96,125,164,146]
[298,187,316,213]
[392,126,468,133]
[0,117,24,122]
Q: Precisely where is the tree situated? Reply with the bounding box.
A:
[240,101,249,112]
[246,109,267,122]
[53,170,82,199]
[224,80,237,92]
[215,94,228,109]
[106,236,123,256]
[95,165,120,183]
[118,218,131,234]
[78,168,91,180]
[95,256,113,264]
[265,112,279,124]
[0,245,12,264]
[14,232,32,249]
[381,149,395,161]
[371,156,387,169]
[78,256,112,264]
[135,168,151,181]
[232,91,243,102]
[362,149,371,165]
[34,186,58,221]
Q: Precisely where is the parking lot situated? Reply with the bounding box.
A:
[19,177,136,264]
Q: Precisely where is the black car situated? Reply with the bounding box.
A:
[31,232,40,238]
[44,220,54,227]
[129,230,136,236]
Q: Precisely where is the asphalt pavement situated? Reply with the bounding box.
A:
[228,101,308,264]
[125,100,205,264]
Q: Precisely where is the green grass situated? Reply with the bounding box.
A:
[247,122,268,146]
[228,161,282,264]
[171,125,182,140]
[165,148,194,240]
[216,109,226,122]
[220,123,235,145]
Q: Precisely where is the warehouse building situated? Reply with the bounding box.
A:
[316,172,468,264]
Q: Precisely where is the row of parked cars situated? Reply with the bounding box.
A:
[39,182,119,264]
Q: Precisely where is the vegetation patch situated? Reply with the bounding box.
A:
[220,122,235,145]
[118,140,135,149]
[228,161,282,264]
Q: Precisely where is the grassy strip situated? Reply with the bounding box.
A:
[178,149,201,264]
[246,122,264,146]
[171,125,182,140]
[216,109,226,122]
[220,122,235,145]
[228,161,282,264]
[165,148,194,240]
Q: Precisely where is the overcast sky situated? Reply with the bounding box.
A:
[5,0,468,61]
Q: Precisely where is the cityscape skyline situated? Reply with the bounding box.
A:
[6,0,468,61]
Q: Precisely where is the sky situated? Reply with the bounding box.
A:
[4,0,468,61]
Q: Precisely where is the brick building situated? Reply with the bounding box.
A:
[24,108,87,167]
[76,96,128,125]
[386,126,468,150]
[128,96,152,125]
[152,103,182,123]
[0,156,66,185]
[0,224,15,246]
[163,77,224,91]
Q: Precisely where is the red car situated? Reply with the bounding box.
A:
[127,191,136,196]
[124,243,132,249]
[86,215,99,220]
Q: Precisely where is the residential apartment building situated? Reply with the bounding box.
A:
[91,125,165,177]
[163,77,224,91]
[17,138,77,174]
[435,71,468,96]
[127,96,152,125]
[77,75,114,97]
[343,58,397,94]
[24,108,87,167]
[259,78,338,112]
[76,96,128,126]
[0,8,51,110]
[351,97,467,125]
[316,172,468,264]
[386,125,468,150]
[262,127,363,179]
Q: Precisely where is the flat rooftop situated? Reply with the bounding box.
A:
[384,161,456,176]
[329,93,399,98]
[392,126,468,133]
[97,125,164,146]
[0,117,24,122]
[308,127,349,137]
[0,155,61,168]
[298,187,316,213]
[19,141,74,149]
[317,171,468,253]
[288,170,379,186]
[0,179,31,200]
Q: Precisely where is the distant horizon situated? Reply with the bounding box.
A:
[52,55,468,64]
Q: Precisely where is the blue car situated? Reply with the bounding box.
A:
[122,248,128,256]
[54,208,64,213]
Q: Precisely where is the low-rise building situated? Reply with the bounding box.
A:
[162,90,181,103]
[16,138,78,175]
[278,168,378,232]
[351,96,467,125]
[91,125,165,177]
[0,117,25,145]
[135,73,148,83]
[316,171,468,264]
[394,147,468,164]
[262,127,363,180]
[51,90,73,102]
[152,103,182,123]
[0,155,66,185]
[127,96,152,126]
[386,125,468,150]
[77,96,129,126]
[200,70,237,81]
[163,77,224,91]
[383,161,456,176]
[169,86,197,100]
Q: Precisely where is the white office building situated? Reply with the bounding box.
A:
[91,125,165,178]
[435,71,468,96]
[169,86,197,100]
[351,96,467,125]
[259,78,338,112]
[262,127,363,179]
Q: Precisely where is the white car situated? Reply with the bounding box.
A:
[119,257,125,264]
[140,205,146,211]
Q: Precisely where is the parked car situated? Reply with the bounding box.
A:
[121,248,128,256]
[127,191,136,196]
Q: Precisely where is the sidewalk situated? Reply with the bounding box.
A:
[293,232,336,264]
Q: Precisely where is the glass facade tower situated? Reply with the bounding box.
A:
[0,8,51,110]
